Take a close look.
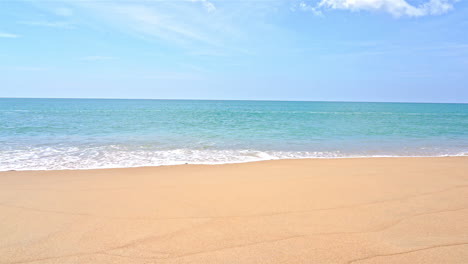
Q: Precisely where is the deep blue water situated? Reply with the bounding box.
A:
[1,98,467,170]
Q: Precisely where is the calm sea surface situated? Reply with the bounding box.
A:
[1,98,467,170]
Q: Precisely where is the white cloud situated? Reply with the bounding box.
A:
[0,32,20,38]
[300,0,457,17]
[298,1,323,16]
[80,56,115,61]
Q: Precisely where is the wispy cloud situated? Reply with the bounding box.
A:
[79,56,115,61]
[109,3,217,45]
[54,7,73,17]
[298,0,457,17]
[37,0,276,54]
[142,71,203,80]
[190,0,216,12]
[19,21,74,29]
[1,66,48,71]
[0,32,20,38]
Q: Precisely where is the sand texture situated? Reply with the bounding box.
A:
[1,157,468,263]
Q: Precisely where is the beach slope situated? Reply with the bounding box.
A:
[1,157,467,263]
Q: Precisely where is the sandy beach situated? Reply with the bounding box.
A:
[1,157,467,264]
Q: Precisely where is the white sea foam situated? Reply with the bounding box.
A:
[1,145,466,171]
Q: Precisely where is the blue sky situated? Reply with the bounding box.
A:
[1,0,467,102]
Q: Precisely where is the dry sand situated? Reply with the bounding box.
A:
[0,157,467,264]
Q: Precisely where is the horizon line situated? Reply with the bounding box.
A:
[0,97,467,105]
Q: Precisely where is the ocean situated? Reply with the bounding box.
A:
[1,98,467,171]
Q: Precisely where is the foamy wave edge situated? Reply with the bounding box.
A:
[1,149,467,171]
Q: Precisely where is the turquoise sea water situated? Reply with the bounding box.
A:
[1,98,467,170]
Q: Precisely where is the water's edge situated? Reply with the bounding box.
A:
[2,154,467,172]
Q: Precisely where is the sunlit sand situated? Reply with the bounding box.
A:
[1,157,467,263]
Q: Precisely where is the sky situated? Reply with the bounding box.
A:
[0,0,467,103]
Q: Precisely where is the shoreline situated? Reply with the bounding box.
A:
[2,155,467,172]
[1,157,467,263]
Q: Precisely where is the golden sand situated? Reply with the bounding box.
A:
[1,157,467,263]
